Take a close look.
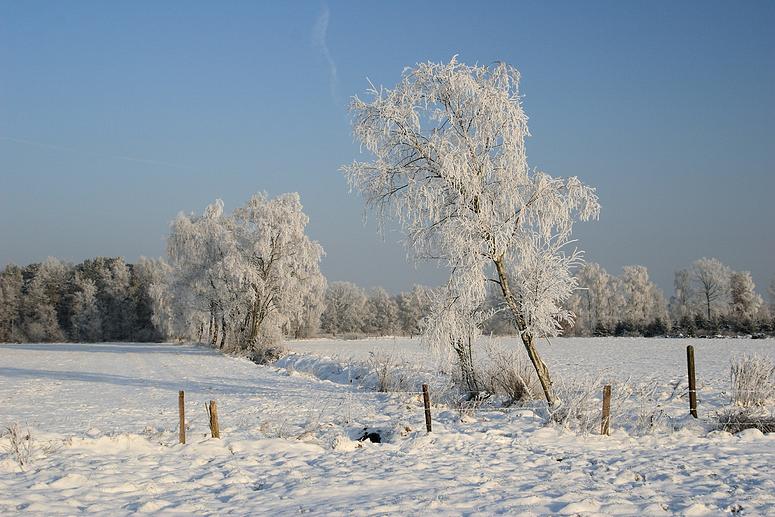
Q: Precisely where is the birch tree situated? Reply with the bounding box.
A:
[669,268,695,323]
[166,193,325,352]
[231,192,326,348]
[320,281,368,335]
[729,271,762,323]
[568,262,615,335]
[343,58,600,405]
[397,285,432,336]
[618,265,668,330]
[364,287,400,335]
[691,257,731,321]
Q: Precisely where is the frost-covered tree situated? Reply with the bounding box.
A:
[343,58,599,404]
[288,284,326,339]
[77,257,136,341]
[167,199,234,346]
[70,273,102,342]
[691,258,731,321]
[140,257,175,340]
[729,271,762,323]
[231,193,326,347]
[617,265,668,332]
[3,256,171,343]
[166,193,325,352]
[0,265,23,342]
[364,287,400,335]
[131,257,170,341]
[669,268,695,323]
[396,285,432,336]
[320,281,368,335]
[21,258,69,342]
[567,262,615,336]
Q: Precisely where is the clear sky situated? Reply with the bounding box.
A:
[1,1,774,294]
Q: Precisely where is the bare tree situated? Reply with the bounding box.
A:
[343,58,599,405]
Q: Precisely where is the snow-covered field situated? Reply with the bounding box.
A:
[287,336,775,397]
[2,338,774,515]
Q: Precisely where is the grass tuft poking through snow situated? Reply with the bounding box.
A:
[2,423,34,471]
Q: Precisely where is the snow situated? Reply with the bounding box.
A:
[287,336,775,396]
[2,338,775,515]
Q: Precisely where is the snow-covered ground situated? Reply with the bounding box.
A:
[2,339,774,515]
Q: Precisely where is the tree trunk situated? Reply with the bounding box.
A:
[219,315,227,349]
[453,336,480,397]
[209,303,217,346]
[249,298,260,345]
[493,256,560,406]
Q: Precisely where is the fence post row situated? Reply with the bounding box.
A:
[178,390,186,444]
[686,345,698,418]
[422,384,432,433]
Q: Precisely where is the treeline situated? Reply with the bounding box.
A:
[560,258,775,337]
[2,254,774,344]
[0,257,163,343]
[0,259,433,344]
[319,282,432,337]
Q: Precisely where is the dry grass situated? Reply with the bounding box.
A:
[730,355,775,407]
[368,351,410,392]
[481,343,542,405]
[3,423,34,470]
[715,409,775,434]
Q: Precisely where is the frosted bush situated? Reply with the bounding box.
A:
[3,423,34,471]
[481,343,541,405]
[368,351,410,392]
[545,378,630,435]
[730,355,775,407]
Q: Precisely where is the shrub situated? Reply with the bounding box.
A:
[545,378,630,434]
[248,343,286,365]
[730,355,775,407]
[367,351,410,392]
[3,423,33,470]
[715,409,775,434]
[481,344,541,405]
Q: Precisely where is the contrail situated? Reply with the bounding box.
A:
[312,3,339,102]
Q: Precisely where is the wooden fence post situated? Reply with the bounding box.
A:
[687,345,698,418]
[178,390,185,444]
[208,400,220,438]
[600,384,612,435]
[422,384,432,433]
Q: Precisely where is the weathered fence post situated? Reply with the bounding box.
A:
[178,390,186,444]
[687,345,698,418]
[208,400,220,438]
[422,384,432,433]
[600,384,612,435]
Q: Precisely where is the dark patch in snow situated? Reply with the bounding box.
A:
[358,429,382,443]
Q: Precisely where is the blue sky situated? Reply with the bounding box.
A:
[1,1,774,294]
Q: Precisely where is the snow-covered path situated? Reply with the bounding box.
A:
[1,342,774,515]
